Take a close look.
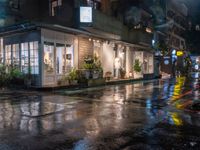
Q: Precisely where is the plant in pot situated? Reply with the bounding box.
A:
[133,59,142,79]
[105,71,112,81]
[83,56,95,79]
[57,75,69,86]
[83,55,104,79]
[83,63,94,79]
[119,68,126,79]
[93,56,103,79]
[68,68,78,85]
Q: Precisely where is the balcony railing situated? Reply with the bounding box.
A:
[128,29,153,46]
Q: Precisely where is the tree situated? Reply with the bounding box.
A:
[133,59,142,73]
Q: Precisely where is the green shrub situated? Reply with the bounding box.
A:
[68,68,78,81]
[10,67,23,79]
[83,63,95,70]
[133,59,142,73]
[0,64,10,87]
[83,55,103,72]
[10,67,24,85]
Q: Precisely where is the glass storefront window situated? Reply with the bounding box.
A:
[143,53,154,74]
[5,45,12,65]
[21,43,29,73]
[56,44,65,74]
[56,44,73,74]
[134,51,143,67]
[44,43,54,74]
[12,44,20,67]
[30,41,39,74]
[148,54,154,73]
[66,45,73,72]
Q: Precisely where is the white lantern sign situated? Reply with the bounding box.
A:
[80,7,92,23]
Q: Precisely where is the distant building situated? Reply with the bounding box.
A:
[158,0,189,76]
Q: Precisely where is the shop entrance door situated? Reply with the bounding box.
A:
[43,42,55,86]
[56,44,74,83]
[56,43,65,82]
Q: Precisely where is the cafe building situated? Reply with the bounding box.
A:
[0,24,78,87]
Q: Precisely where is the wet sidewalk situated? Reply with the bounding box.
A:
[0,77,199,150]
[30,76,160,95]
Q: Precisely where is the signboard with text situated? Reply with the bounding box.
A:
[80,7,92,23]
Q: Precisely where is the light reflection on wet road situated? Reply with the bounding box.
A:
[0,76,200,150]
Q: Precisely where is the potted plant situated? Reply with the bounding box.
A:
[133,59,142,79]
[68,68,78,85]
[57,75,69,86]
[83,55,104,79]
[93,55,103,79]
[119,68,126,79]
[83,56,95,79]
[105,71,112,81]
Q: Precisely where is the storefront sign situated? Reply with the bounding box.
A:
[80,7,92,23]
[176,51,184,56]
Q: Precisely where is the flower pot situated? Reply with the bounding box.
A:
[93,71,99,79]
[133,72,143,79]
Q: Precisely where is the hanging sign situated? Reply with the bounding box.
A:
[80,7,92,23]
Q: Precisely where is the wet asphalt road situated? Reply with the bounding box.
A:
[0,76,200,150]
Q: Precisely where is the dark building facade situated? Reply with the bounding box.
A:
[151,0,189,76]
[0,0,160,87]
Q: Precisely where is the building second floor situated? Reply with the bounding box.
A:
[0,0,156,47]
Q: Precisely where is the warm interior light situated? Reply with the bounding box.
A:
[146,28,152,33]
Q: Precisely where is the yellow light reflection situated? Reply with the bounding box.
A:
[171,77,186,101]
[171,113,183,126]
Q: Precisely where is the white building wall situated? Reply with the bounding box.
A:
[102,43,114,77]
[126,47,133,78]
[74,37,79,69]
